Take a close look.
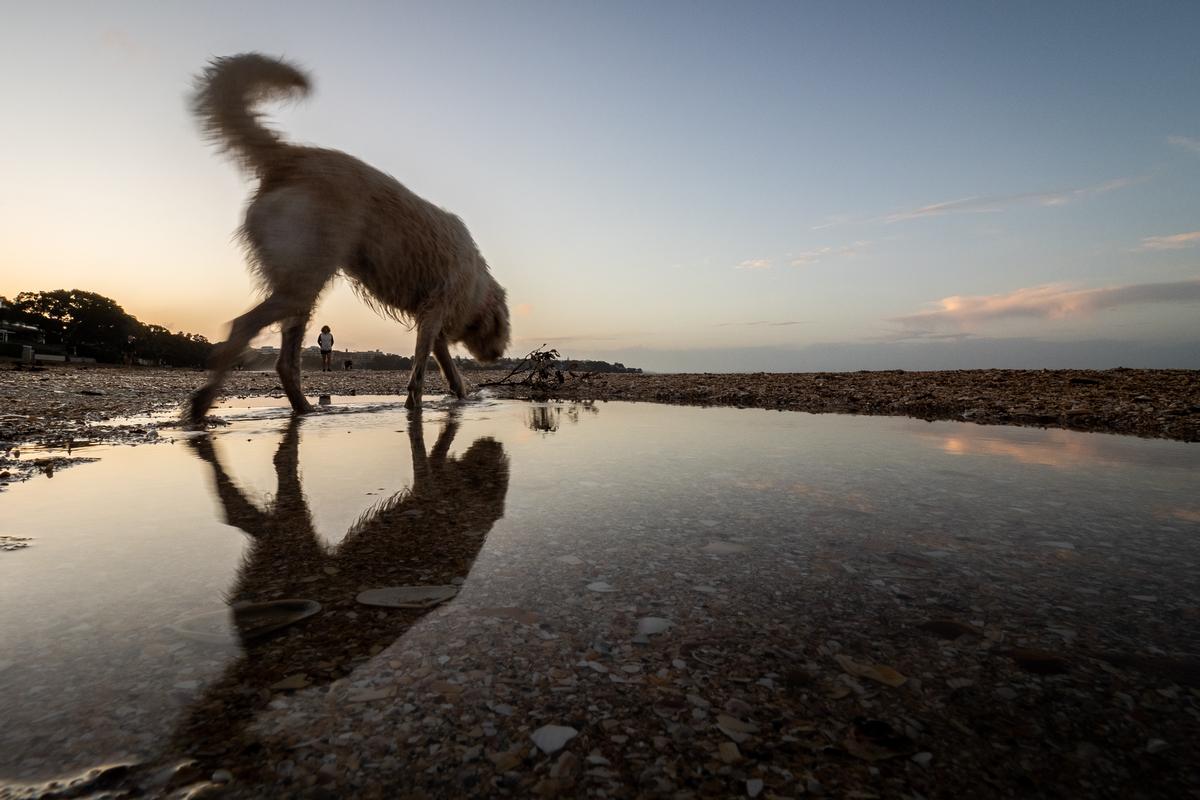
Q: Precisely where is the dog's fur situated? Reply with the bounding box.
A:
[187,53,510,422]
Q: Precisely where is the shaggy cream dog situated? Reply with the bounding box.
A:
[187,53,510,423]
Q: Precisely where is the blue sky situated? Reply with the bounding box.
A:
[2,1,1198,370]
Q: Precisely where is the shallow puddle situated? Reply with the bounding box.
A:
[1,398,1197,797]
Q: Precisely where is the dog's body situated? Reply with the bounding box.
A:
[188,53,510,423]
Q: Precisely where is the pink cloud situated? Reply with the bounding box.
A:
[1138,231,1200,251]
[892,278,1200,330]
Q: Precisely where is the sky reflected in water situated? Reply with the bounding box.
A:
[0,398,1197,787]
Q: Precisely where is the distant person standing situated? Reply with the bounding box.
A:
[121,335,137,367]
[317,325,334,372]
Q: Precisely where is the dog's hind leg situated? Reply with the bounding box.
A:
[433,335,467,400]
[277,314,314,414]
[189,293,306,425]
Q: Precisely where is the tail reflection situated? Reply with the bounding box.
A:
[176,413,508,760]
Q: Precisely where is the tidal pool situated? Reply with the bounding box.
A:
[1,398,1197,798]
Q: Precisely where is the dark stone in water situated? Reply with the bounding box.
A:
[1098,653,1200,688]
[1005,647,1070,675]
[918,619,979,639]
[170,599,322,645]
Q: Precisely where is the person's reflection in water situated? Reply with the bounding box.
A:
[527,401,599,434]
[527,404,560,433]
[175,412,508,765]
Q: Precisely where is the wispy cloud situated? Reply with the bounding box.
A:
[1168,135,1200,154]
[1138,231,1200,251]
[810,214,853,231]
[714,320,809,328]
[881,176,1141,224]
[892,278,1200,330]
[790,240,870,267]
[735,258,772,270]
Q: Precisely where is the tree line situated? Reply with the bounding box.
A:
[0,289,213,367]
[1,289,643,374]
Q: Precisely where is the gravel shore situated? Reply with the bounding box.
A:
[1,365,1196,449]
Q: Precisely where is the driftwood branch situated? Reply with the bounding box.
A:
[476,345,547,387]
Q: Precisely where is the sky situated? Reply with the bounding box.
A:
[2,1,1198,372]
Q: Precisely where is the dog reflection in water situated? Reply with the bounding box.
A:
[177,414,508,762]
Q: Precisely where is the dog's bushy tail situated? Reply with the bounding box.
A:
[190,53,311,176]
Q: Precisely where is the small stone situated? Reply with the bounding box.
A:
[356,585,458,608]
[1146,739,1169,754]
[718,742,742,763]
[488,749,522,771]
[716,714,759,743]
[834,654,907,687]
[636,617,672,636]
[211,769,233,784]
[270,674,309,691]
[911,752,933,767]
[746,777,764,797]
[587,581,616,593]
[551,751,580,779]
[1006,648,1069,675]
[531,724,579,755]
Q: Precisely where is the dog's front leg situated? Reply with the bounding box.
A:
[433,336,467,400]
[405,318,440,410]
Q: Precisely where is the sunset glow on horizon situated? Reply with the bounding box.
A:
[2,1,1198,371]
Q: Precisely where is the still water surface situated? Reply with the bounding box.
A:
[1,397,1197,791]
